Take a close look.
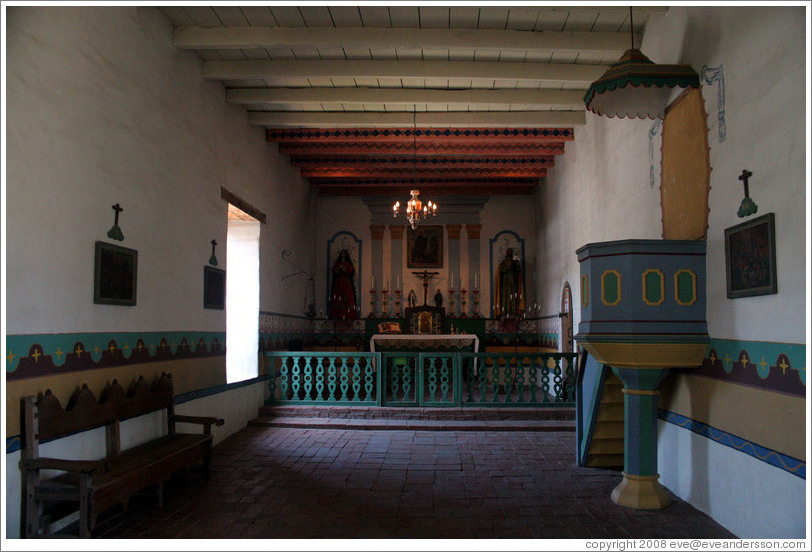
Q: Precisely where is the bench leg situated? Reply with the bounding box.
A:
[154,481,164,508]
[24,473,41,538]
[79,477,90,538]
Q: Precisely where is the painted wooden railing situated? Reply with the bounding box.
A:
[264,351,577,407]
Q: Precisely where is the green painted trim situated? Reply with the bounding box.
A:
[705,339,806,385]
[601,270,621,306]
[6,331,226,373]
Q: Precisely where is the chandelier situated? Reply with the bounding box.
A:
[583,7,699,119]
[392,110,438,229]
[393,190,436,230]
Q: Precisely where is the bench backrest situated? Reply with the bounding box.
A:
[24,373,175,458]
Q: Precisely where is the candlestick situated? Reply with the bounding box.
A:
[472,288,480,318]
[381,289,389,317]
[394,289,402,317]
[460,288,468,318]
[448,286,456,318]
[369,288,377,318]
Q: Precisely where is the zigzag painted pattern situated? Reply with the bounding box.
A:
[659,410,805,479]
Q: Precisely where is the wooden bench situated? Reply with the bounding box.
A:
[21,372,224,538]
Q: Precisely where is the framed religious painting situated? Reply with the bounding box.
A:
[94,241,138,306]
[407,225,443,268]
[724,213,777,298]
[203,266,226,309]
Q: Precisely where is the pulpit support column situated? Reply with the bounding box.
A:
[611,367,671,509]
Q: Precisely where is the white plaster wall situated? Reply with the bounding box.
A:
[658,421,806,538]
[4,7,310,537]
[5,6,314,334]
[536,112,660,326]
[5,382,266,539]
[644,6,808,345]
[535,6,808,539]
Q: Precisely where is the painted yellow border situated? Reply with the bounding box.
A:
[601,270,621,306]
[581,274,589,307]
[642,269,665,306]
[674,269,697,306]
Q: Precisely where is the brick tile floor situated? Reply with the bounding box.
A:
[94,426,736,540]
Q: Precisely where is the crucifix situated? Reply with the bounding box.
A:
[107,203,125,241]
[737,169,758,218]
[209,239,218,266]
[412,270,439,305]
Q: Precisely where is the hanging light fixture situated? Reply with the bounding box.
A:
[583,7,700,119]
[393,109,437,229]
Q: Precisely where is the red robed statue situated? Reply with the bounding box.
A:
[329,249,358,320]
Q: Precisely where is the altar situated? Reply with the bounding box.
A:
[369,333,479,353]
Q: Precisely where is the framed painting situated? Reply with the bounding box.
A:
[407,225,443,268]
[204,266,226,309]
[724,213,777,298]
[94,241,138,306]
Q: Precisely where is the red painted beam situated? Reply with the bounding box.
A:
[266,127,575,144]
[290,156,555,170]
[278,142,567,156]
[300,167,548,178]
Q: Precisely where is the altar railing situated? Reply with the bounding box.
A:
[264,351,577,407]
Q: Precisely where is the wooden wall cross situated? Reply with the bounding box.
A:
[737,169,758,218]
[107,203,125,241]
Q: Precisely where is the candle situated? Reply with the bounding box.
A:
[450,273,454,288]
[372,274,375,289]
[397,275,401,290]
[474,273,478,288]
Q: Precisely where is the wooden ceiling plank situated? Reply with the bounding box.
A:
[174,26,638,55]
[202,59,606,85]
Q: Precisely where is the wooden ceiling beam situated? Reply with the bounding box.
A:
[250,111,585,128]
[267,127,574,144]
[177,26,638,55]
[203,59,605,85]
[227,87,585,109]
[300,167,547,178]
[290,156,554,170]
[317,185,537,197]
[277,142,567,156]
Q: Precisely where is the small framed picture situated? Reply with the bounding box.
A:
[94,241,138,306]
[203,266,226,309]
[724,213,777,298]
[407,225,443,268]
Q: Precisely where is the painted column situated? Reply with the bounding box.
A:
[446,224,461,317]
[612,367,671,509]
[369,224,386,317]
[389,225,404,317]
[466,224,482,317]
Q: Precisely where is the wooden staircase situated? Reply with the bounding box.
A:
[584,371,625,468]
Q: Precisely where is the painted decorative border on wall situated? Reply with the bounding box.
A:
[659,409,805,479]
[696,339,805,396]
[5,374,271,455]
[6,332,226,381]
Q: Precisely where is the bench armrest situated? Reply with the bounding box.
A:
[22,457,108,475]
[174,414,225,435]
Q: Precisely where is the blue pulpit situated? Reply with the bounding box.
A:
[575,239,709,509]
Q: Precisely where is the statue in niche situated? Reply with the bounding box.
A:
[407,289,417,309]
[329,249,358,320]
[494,247,525,318]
